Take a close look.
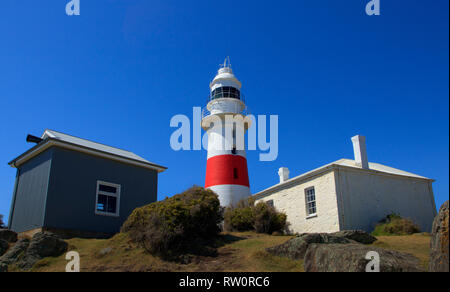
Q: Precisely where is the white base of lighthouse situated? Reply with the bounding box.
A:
[208,185,251,207]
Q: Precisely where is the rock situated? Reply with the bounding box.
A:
[0,229,17,243]
[266,233,354,260]
[0,240,8,256]
[429,201,449,272]
[304,243,422,272]
[330,230,377,244]
[0,238,30,266]
[17,232,68,270]
[99,247,113,256]
[27,232,68,258]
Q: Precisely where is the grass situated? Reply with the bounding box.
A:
[370,233,431,271]
[25,232,302,272]
[9,232,429,272]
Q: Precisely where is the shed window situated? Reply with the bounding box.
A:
[305,187,317,216]
[95,181,121,217]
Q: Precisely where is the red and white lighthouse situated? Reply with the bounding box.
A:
[202,58,251,206]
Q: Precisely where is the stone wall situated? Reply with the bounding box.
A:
[255,170,340,234]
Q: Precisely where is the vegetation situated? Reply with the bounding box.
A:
[0,214,4,228]
[24,232,303,272]
[17,232,430,272]
[372,213,421,236]
[371,233,431,270]
[121,186,223,260]
[224,198,288,234]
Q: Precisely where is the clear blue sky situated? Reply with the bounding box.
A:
[0,0,448,224]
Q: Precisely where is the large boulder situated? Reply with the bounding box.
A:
[304,243,422,272]
[0,240,8,257]
[330,230,377,244]
[0,229,17,243]
[27,232,68,258]
[266,233,354,260]
[17,232,68,270]
[429,201,449,272]
[0,238,30,266]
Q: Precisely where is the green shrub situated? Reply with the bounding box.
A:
[223,199,255,232]
[224,198,288,234]
[372,213,420,236]
[254,202,288,234]
[121,186,223,259]
[0,215,4,228]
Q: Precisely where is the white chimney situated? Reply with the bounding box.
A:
[351,135,369,169]
[278,167,290,183]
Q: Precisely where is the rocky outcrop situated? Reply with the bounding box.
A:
[0,232,68,271]
[0,240,9,257]
[330,230,377,244]
[0,238,30,266]
[266,233,354,260]
[0,229,17,243]
[304,243,422,272]
[429,201,449,272]
[17,232,68,270]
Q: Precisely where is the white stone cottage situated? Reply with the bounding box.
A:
[253,135,437,234]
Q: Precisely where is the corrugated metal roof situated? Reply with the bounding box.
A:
[41,130,166,170]
[42,130,154,165]
[8,130,167,172]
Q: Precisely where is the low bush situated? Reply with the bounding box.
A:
[372,213,420,236]
[0,215,4,229]
[224,198,288,234]
[121,186,223,260]
[223,199,255,232]
[253,202,288,234]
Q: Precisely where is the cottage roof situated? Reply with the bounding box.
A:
[253,158,433,199]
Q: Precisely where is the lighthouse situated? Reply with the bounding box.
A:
[202,58,251,207]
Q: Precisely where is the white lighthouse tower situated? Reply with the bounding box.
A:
[202,58,251,206]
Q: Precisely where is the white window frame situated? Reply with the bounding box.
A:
[95,180,121,217]
[305,187,317,218]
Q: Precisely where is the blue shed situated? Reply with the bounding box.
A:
[7,130,167,238]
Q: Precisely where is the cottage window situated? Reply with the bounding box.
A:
[305,187,317,217]
[95,181,121,217]
[267,200,274,208]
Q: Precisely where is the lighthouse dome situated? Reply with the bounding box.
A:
[210,70,242,90]
[209,58,243,102]
[210,58,242,91]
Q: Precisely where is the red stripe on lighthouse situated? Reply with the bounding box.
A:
[205,155,250,188]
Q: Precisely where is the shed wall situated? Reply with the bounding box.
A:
[44,147,158,234]
[9,149,53,233]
